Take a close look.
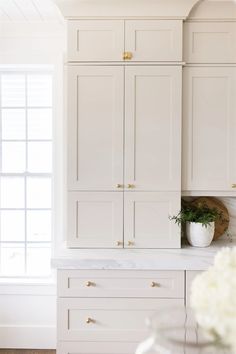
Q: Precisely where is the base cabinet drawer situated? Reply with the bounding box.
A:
[57,341,138,354]
[58,270,185,298]
[58,298,184,342]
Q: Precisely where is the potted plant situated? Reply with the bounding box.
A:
[169,203,223,247]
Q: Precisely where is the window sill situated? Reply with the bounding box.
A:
[0,277,56,295]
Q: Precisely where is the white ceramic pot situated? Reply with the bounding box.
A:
[186,222,215,247]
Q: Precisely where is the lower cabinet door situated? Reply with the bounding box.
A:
[124,192,181,248]
[67,192,123,248]
[58,298,184,342]
[57,341,138,354]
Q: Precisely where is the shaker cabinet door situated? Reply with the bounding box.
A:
[67,192,123,248]
[67,20,124,61]
[68,66,124,191]
[182,67,236,192]
[125,20,183,62]
[124,66,182,191]
[124,192,181,249]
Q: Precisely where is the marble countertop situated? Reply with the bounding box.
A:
[52,238,235,271]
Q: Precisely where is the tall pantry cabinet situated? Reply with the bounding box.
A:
[67,20,183,249]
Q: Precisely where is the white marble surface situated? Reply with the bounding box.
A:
[52,238,235,271]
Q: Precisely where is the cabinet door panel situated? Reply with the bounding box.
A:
[67,192,123,248]
[183,67,236,191]
[68,20,124,61]
[68,66,124,191]
[184,22,236,64]
[125,20,182,62]
[124,192,181,248]
[125,66,182,191]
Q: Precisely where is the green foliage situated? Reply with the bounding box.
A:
[169,203,223,228]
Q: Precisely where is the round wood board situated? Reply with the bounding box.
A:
[191,197,229,240]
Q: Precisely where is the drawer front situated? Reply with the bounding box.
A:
[58,270,185,298]
[57,341,137,354]
[58,297,184,342]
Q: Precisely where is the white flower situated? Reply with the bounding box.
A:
[190,247,236,351]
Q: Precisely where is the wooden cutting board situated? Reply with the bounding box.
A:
[191,197,229,240]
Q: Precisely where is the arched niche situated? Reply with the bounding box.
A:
[187,0,236,20]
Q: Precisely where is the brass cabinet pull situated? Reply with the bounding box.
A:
[123,52,133,60]
[116,241,123,246]
[86,317,95,324]
[86,281,95,287]
[116,184,123,188]
[232,184,236,188]
[127,241,134,246]
[151,281,158,288]
[127,184,135,189]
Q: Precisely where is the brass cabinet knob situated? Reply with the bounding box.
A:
[127,184,135,189]
[86,317,94,324]
[127,241,134,246]
[86,281,95,287]
[232,184,236,188]
[151,281,158,288]
[116,241,123,246]
[116,184,123,188]
[123,52,133,60]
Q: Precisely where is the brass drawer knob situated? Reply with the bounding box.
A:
[232,184,236,188]
[86,317,95,324]
[86,281,95,287]
[151,281,158,287]
[127,184,135,189]
[116,241,123,246]
[127,241,134,246]
[123,51,133,60]
[116,184,123,188]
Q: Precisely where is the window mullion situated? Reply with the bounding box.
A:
[24,73,28,275]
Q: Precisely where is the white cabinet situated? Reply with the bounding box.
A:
[68,66,124,191]
[67,19,183,62]
[67,20,124,62]
[182,67,236,192]
[125,20,182,62]
[67,192,123,248]
[125,66,182,191]
[184,22,236,64]
[124,192,180,248]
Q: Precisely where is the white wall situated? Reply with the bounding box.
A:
[0,21,65,349]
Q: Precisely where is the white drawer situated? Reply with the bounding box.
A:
[58,270,184,298]
[58,297,185,342]
[57,341,137,354]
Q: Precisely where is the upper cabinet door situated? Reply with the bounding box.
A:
[68,66,124,191]
[183,67,236,192]
[125,20,183,62]
[67,20,124,61]
[124,66,182,191]
[184,22,236,64]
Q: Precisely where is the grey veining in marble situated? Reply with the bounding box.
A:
[52,238,235,271]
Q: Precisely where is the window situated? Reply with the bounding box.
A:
[0,69,53,277]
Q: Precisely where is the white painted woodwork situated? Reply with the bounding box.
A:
[125,20,183,62]
[124,192,181,248]
[57,341,138,354]
[125,66,182,191]
[67,192,123,248]
[58,270,185,298]
[0,0,62,23]
[67,65,124,191]
[184,22,236,64]
[188,0,236,20]
[186,270,202,306]
[182,67,236,192]
[54,0,202,19]
[67,20,124,61]
[58,297,184,342]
